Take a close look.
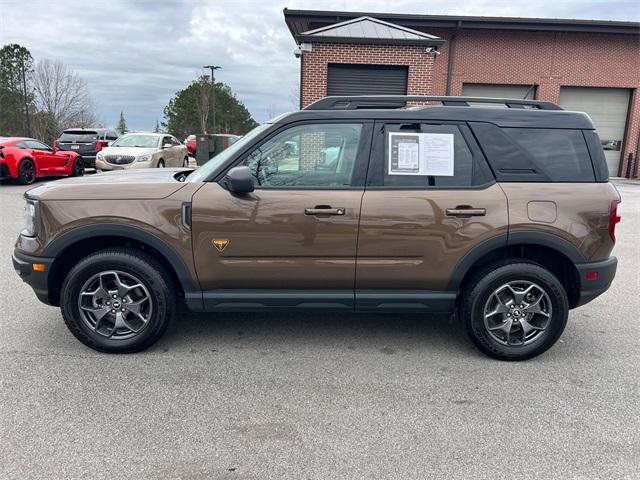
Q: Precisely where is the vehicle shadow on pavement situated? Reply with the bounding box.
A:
[153,310,476,357]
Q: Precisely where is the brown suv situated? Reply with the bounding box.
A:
[12,96,620,360]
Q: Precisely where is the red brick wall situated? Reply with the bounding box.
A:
[300,43,435,108]
[434,29,640,176]
[299,30,640,176]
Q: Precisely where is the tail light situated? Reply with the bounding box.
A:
[609,199,621,243]
[53,140,59,149]
[95,140,105,152]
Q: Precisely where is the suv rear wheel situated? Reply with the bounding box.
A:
[60,248,175,353]
[461,260,569,361]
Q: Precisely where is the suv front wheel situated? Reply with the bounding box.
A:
[60,248,175,353]
[461,260,569,361]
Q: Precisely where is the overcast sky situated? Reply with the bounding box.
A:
[1,0,638,131]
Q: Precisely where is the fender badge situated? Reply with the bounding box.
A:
[212,239,229,252]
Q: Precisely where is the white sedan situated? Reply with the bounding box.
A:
[95,133,190,171]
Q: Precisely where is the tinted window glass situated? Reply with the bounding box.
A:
[381,124,474,187]
[24,140,51,150]
[504,128,594,182]
[60,131,98,142]
[242,123,362,188]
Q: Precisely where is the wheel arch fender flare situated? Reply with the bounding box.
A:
[42,223,198,293]
[447,231,587,291]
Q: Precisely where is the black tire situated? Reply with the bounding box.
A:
[460,260,569,361]
[60,248,175,353]
[183,156,189,168]
[72,156,84,177]
[157,159,165,168]
[17,158,36,185]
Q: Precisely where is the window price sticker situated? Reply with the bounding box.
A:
[388,132,454,176]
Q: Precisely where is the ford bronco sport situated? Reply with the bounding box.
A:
[12,96,620,360]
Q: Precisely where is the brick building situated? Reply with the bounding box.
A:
[284,9,640,178]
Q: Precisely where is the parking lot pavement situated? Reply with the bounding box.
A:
[1,178,639,480]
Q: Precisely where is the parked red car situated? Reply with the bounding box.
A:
[0,137,84,185]
[184,134,196,155]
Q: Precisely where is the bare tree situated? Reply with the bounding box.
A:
[193,75,210,133]
[31,59,97,142]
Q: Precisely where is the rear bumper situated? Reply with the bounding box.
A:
[12,249,54,305]
[575,256,617,307]
[80,155,96,167]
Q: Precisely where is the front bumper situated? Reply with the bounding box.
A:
[12,249,54,305]
[575,256,617,307]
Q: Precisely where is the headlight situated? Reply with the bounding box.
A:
[22,199,39,237]
[137,155,152,162]
[96,152,104,160]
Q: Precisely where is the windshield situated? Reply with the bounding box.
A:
[112,135,159,148]
[187,124,270,182]
[60,131,98,142]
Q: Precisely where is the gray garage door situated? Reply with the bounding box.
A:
[559,87,631,177]
[327,64,408,96]
[462,83,536,100]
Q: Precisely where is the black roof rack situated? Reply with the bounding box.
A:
[305,95,563,111]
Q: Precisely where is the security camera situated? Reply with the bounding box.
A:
[425,47,440,55]
[294,46,302,58]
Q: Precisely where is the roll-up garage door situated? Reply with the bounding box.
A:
[462,83,536,100]
[559,87,631,177]
[327,64,408,96]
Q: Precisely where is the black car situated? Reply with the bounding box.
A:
[55,128,119,168]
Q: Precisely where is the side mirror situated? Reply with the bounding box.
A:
[162,143,172,149]
[222,166,254,194]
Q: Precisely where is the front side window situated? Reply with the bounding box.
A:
[242,123,363,188]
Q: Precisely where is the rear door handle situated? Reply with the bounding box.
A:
[305,206,346,216]
[445,207,486,217]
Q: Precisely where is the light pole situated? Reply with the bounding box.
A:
[203,65,221,133]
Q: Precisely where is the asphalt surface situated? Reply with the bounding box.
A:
[1,176,639,479]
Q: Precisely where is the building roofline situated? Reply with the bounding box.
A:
[298,15,444,46]
[284,8,640,38]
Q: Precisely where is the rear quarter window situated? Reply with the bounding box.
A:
[470,123,596,182]
[503,128,595,182]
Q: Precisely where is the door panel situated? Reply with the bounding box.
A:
[191,121,371,306]
[356,184,508,291]
[355,120,508,300]
[191,183,363,291]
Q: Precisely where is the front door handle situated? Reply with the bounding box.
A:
[445,206,486,217]
[305,205,346,216]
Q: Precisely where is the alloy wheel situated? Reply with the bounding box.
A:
[20,161,35,184]
[483,280,552,346]
[78,270,153,339]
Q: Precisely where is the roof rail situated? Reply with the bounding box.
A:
[304,95,563,111]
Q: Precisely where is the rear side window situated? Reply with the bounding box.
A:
[367,122,493,188]
[503,128,594,182]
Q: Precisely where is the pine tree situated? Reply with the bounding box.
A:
[153,119,160,133]
[116,111,128,134]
